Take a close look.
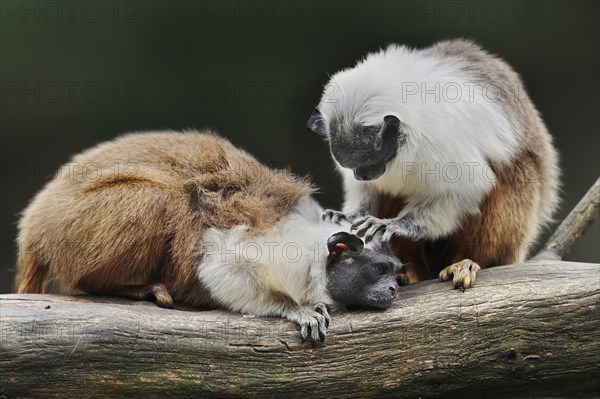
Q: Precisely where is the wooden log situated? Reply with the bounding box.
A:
[1,260,598,398]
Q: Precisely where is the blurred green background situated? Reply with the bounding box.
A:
[1,0,598,293]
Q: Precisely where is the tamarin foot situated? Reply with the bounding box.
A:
[439,259,481,291]
[115,283,174,308]
[150,284,174,308]
[396,271,410,286]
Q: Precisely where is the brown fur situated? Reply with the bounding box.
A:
[14,131,314,307]
[381,40,560,282]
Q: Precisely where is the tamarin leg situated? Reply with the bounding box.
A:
[77,281,174,308]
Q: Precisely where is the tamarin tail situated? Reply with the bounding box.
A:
[14,250,49,293]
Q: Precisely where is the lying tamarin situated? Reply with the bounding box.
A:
[308,39,560,288]
[15,131,402,342]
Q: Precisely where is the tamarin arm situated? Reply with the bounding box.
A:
[198,262,331,342]
[352,195,465,242]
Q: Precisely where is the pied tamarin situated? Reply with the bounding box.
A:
[307,39,560,289]
[15,131,403,342]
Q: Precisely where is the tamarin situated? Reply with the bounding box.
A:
[307,39,560,288]
[14,131,403,342]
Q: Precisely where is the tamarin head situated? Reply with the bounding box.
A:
[306,46,413,182]
[325,232,401,309]
[308,108,406,181]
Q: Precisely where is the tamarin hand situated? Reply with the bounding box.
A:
[322,209,361,225]
[352,216,409,243]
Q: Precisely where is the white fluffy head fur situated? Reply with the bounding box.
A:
[318,43,523,236]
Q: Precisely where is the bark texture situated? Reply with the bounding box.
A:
[1,261,599,398]
[534,177,599,260]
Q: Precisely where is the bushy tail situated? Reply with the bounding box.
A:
[14,249,49,293]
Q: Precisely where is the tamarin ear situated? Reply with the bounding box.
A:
[327,232,364,255]
[374,115,401,151]
[307,108,327,138]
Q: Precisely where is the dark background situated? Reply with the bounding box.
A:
[1,0,598,293]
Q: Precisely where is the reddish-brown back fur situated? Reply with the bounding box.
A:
[380,136,556,282]
[15,131,314,306]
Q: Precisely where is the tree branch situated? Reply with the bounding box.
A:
[533,177,599,260]
[1,261,599,398]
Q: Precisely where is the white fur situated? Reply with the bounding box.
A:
[196,196,360,317]
[321,44,521,238]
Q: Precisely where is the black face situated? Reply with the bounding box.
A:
[307,110,405,182]
[325,232,402,309]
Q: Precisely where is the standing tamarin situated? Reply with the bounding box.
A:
[15,131,402,342]
[307,39,560,288]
